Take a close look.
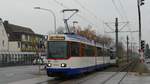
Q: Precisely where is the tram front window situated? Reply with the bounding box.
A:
[48,41,67,58]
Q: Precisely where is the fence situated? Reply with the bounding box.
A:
[0,52,38,67]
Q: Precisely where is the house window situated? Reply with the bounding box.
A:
[22,34,25,41]
[25,35,28,41]
[7,34,10,37]
[25,44,28,48]
[2,30,5,36]
[18,42,20,48]
[21,44,24,48]
[36,37,39,42]
[28,35,30,41]
[2,40,4,47]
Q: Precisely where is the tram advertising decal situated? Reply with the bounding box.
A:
[49,36,65,40]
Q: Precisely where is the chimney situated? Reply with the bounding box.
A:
[0,18,2,23]
[4,20,9,25]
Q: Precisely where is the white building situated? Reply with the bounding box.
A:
[0,18,8,51]
[3,20,45,52]
[0,19,45,52]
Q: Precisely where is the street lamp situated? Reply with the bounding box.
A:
[34,7,57,34]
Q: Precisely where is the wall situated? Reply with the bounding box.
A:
[0,19,8,51]
[8,41,21,52]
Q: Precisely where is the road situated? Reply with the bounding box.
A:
[0,64,150,84]
[0,65,52,84]
[146,63,150,69]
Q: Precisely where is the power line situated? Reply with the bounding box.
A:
[53,0,68,8]
[118,0,129,21]
[73,0,105,30]
[73,0,98,20]
[111,0,124,20]
[52,0,95,25]
[76,14,94,25]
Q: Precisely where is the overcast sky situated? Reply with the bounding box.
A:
[0,0,150,46]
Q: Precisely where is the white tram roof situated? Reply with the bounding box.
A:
[48,33,110,49]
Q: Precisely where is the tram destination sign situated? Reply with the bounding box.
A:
[48,36,65,40]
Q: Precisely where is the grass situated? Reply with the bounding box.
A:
[132,60,149,75]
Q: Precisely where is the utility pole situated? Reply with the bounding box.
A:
[104,19,138,65]
[127,36,129,63]
[115,18,119,64]
[137,0,145,63]
[137,0,141,49]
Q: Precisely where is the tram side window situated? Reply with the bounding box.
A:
[71,42,80,56]
[84,45,94,56]
[97,47,103,56]
[103,49,107,56]
[110,51,116,59]
[102,49,105,56]
[106,49,110,56]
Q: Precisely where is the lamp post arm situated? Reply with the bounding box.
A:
[34,7,57,34]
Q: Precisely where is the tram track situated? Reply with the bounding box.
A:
[70,60,137,84]
[73,62,135,84]
[101,60,138,84]
[117,60,137,84]
[59,61,136,84]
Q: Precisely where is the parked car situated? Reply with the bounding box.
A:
[145,58,150,63]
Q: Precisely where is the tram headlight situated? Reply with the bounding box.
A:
[61,63,67,67]
[47,63,52,67]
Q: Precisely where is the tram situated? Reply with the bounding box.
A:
[46,33,116,77]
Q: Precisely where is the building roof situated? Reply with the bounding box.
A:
[3,21,34,34]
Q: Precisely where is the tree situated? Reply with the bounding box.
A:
[118,42,125,58]
[56,26,65,34]
[95,35,112,46]
[78,27,96,40]
[56,26,77,34]
[145,44,150,58]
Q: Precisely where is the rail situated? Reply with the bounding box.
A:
[101,59,138,84]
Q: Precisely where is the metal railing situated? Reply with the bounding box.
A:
[0,52,38,67]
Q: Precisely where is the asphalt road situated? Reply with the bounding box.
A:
[0,65,52,84]
[1,64,150,84]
